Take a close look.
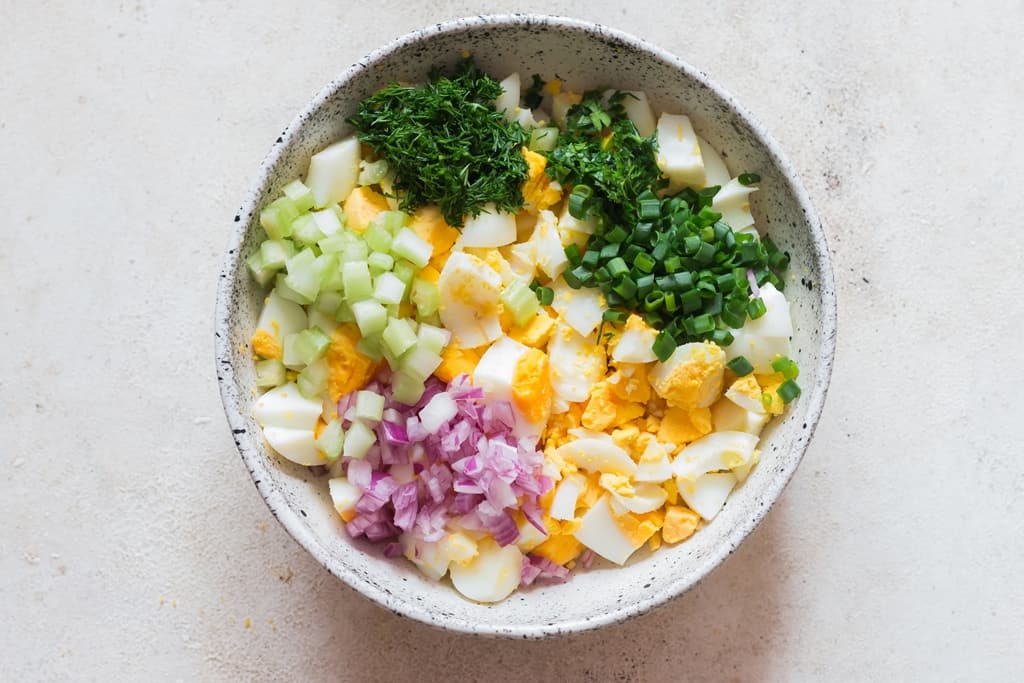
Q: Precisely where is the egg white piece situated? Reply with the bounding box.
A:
[614,90,656,137]
[253,382,322,431]
[328,477,360,515]
[725,283,794,373]
[495,73,520,120]
[650,342,727,409]
[634,439,673,483]
[306,137,360,209]
[548,324,605,404]
[256,290,308,344]
[551,91,577,129]
[460,204,517,247]
[574,496,644,565]
[440,531,479,566]
[550,473,587,521]
[710,398,769,436]
[515,517,549,552]
[656,113,705,191]
[437,251,503,348]
[262,426,324,466]
[725,379,768,415]
[610,317,658,363]
[449,538,523,603]
[401,534,450,581]
[672,430,759,482]
[713,177,757,232]
[473,337,549,439]
[556,438,637,476]
[608,482,667,515]
[677,472,738,520]
[551,282,604,338]
[698,135,731,189]
[524,210,569,279]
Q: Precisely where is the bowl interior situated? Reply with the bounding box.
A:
[216,16,835,637]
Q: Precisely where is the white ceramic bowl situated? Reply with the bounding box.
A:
[215,15,836,637]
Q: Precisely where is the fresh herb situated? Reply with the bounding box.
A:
[737,172,761,186]
[523,74,546,109]
[347,59,529,227]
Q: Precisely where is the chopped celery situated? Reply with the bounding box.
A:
[319,255,344,292]
[342,241,370,263]
[355,333,383,360]
[290,214,324,246]
[358,159,389,186]
[382,317,417,357]
[500,279,539,326]
[351,299,388,336]
[335,299,355,323]
[307,309,338,336]
[364,223,393,253]
[254,358,286,388]
[315,291,344,316]
[246,251,276,286]
[315,419,345,461]
[259,196,300,240]
[341,261,373,301]
[374,271,407,305]
[367,251,395,273]
[355,390,385,421]
[274,272,313,305]
[416,323,449,355]
[381,344,402,372]
[411,278,439,317]
[393,259,417,285]
[343,420,377,459]
[529,126,560,152]
[288,326,331,367]
[260,239,294,270]
[390,228,432,268]
[282,179,315,212]
[297,357,329,398]
[284,264,321,303]
[311,208,343,237]
[391,371,426,405]
[385,303,401,319]
[374,211,407,235]
[318,233,349,254]
[400,346,443,382]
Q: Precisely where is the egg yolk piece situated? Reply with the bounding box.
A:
[342,186,390,234]
[511,348,552,426]
[326,323,377,402]
[520,147,562,211]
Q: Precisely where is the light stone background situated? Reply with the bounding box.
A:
[2,1,1021,680]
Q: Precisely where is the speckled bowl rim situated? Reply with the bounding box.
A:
[215,14,836,638]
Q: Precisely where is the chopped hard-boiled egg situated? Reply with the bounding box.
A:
[448,538,523,603]
[306,137,360,209]
[650,342,726,410]
[710,398,769,435]
[548,324,606,404]
[655,113,705,191]
[555,438,636,476]
[725,283,793,373]
[610,314,658,363]
[697,135,731,188]
[549,473,587,520]
[573,496,646,565]
[253,382,322,431]
[677,472,737,520]
[342,186,390,234]
[712,177,757,232]
[634,438,674,483]
[672,430,759,482]
[551,281,605,338]
[474,337,552,437]
[437,251,503,348]
[255,290,307,348]
[328,477,360,518]
[459,204,517,247]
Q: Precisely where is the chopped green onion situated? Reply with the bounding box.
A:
[612,275,636,299]
[606,257,629,279]
[634,252,656,273]
[680,289,702,314]
[535,286,554,306]
[747,297,767,319]
[690,313,715,335]
[652,330,677,362]
[564,243,582,265]
[737,172,761,186]
[568,184,593,218]
[777,379,801,404]
[771,356,800,380]
[605,226,628,244]
[727,356,754,376]
[709,329,734,346]
[602,310,628,324]
[581,249,601,269]
[639,198,661,221]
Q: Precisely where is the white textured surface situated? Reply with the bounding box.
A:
[1,1,1020,680]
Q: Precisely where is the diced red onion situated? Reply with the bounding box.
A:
[746,268,760,298]
[381,420,410,445]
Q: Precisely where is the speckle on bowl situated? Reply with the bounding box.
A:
[215,14,836,638]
